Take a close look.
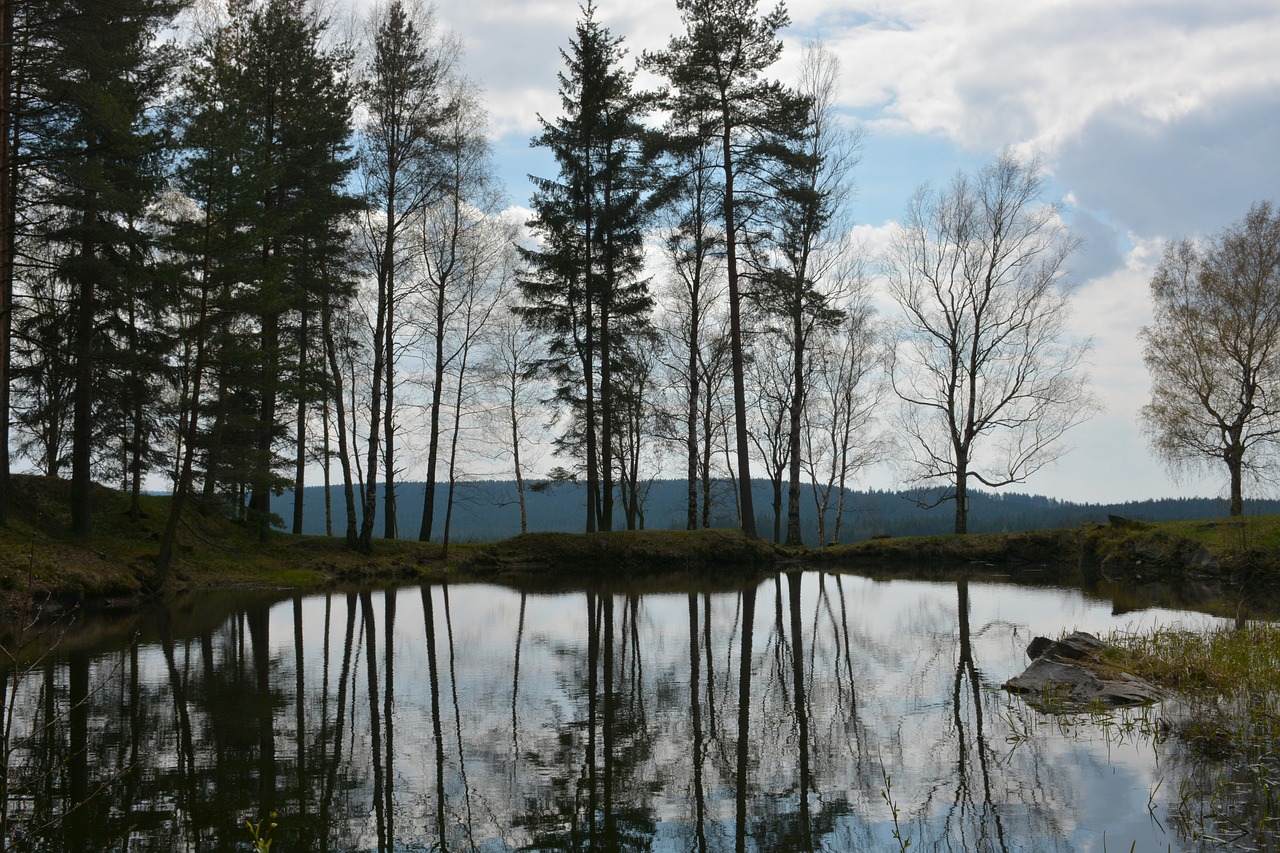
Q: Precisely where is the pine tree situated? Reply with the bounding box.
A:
[644,0,805,538]
[171,0,355,548]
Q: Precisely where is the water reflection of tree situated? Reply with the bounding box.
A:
[515,588,656,851]
[4,577,1217,851]
[902,578,1074,852]
[941,577,1008,851]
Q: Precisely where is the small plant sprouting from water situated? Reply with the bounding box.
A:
[879,765,911,851]
[245,812,277,853]
[1108,622,1280,848]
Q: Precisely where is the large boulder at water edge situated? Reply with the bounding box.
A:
[1003,631,1161,710]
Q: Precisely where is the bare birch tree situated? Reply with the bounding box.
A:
[1139,201,1280,515]
[804,281,884,545]
[886,153,1096,534]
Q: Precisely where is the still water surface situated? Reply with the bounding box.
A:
[2,573,1229,851]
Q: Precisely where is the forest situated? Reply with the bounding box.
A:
[0,0,1219,582]
[279,479,1280,545]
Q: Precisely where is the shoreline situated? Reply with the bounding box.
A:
[2,474,1278,623]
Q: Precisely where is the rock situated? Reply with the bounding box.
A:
[1107,514,1150,530]
[1025,631,1105,662]
[1004,630,1162,710]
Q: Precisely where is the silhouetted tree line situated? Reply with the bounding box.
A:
[274,479,1280,545]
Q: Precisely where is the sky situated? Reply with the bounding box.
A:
[417,0,1280,505]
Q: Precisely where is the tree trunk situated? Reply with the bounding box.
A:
[720,108,756,538]
[686,303,699,530]
[201,339,229,505]
[321,393,332,537]
[440,333,470,561]
[417,278,445,542]
[292,310,307,535]
[250,308,279,541]
[322,291,358,548]
[383,269,397,539]
[1228,446,1244,517]
[771,476,782,543]
[70,230,96,537]
[383,184,398,540]
[0,0,13,526]
[157,219,215,588]
[508,375,527,535]
[785,311,805,546]
[358,266,388,553]
[954,456,969,534]
[600,301,614,532]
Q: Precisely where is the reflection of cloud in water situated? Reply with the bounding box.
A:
[4,573,1230,850]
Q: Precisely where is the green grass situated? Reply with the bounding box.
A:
[1108,623,1280,755]
[4,471,1280,622]
[1106,623,1280,847]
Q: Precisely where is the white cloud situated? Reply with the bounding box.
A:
[437,0,680,139]
[811,3,1278,238]
[783,1,1280,154]
[415,0,1274,501]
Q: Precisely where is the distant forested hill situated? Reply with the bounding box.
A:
[272,480,1279,546]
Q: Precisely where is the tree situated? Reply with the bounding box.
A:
[653,107,724,530]
[433,209,513,558]
[25,0,184,536]
[359,0,454,541]
[478,301,545,536]
[803,294,883,545]
[11,250,74,477]
[412,78,508,543]
[746,327,793,542]
[0,0,16,525]
[157,0,355,576]
[1139,201,1280,516]
[885,154,1096,534]
[749,42,861,545]
[519,2,651,534]
[645,0,806,538]
[172,0,355,545]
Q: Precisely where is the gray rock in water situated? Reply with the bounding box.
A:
[1004,631,1161,709]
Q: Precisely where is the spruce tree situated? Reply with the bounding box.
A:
[24,0,185,536]
[171,0,355,548]
[518,2,651,533]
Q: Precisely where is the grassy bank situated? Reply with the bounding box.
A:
[3,473,1280,620]
[1104,624,1280,847]
[0,475,782,619]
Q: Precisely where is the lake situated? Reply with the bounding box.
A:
[0,572,1232,851]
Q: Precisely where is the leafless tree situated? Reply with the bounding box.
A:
[476,300,547,535]
[804,281,884,545]
[885,153,1096,534]
[747,324,794,542]
[654,113,724,530]
[750,41,863,546]
[356,0,457,548]
[409,78,503,543]
[1139,201,1280,516]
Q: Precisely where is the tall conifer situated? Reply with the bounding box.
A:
[518,2,651,533]
[645,0,804,537]
[25,0,184,536]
